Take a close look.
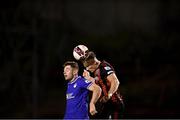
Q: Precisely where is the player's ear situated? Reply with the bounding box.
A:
[73,68,78,75]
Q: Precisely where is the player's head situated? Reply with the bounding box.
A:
[63,61,79,81]
[82,51,100,72]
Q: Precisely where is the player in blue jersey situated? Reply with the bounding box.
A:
[63,61,101,119]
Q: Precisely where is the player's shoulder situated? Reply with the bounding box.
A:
[99,60,115,76]
[76,76,84,81]
[101,60,112,66]
[77,76,91,83]
[100,60,114,70]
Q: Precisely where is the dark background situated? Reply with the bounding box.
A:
[0,0,180,119]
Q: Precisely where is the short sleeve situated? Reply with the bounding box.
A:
[100,61,115,79]
[78,77,93,89]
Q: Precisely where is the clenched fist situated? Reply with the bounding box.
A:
[89,102,98,115]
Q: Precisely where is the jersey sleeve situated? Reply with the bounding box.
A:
[78,77,93,89]
[101,62,115,79]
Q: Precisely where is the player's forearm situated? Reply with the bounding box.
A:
[90,85,101,104]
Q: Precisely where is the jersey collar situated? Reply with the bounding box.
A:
[68,76,80,84]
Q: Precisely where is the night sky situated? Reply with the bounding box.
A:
[0,0,180,119]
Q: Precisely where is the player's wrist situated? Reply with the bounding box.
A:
[90,101,95,105]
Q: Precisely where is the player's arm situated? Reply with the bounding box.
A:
[88,83,101,104]
[83,69,95,83]
[88,83,102,115]
[107,73,120,99]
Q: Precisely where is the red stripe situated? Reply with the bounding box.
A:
[95,69,108,96]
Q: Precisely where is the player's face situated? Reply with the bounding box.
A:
[86,62,98,73]
[63,65,74,81]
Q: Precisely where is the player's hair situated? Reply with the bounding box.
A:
[85,51,96,60]
[63,61,79,70]
[83,51,96,67]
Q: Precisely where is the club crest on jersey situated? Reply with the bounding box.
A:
[73,83,77,88]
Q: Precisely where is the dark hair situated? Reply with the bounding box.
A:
[63,61,79,70]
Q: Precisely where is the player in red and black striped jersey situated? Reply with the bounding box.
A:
[82,51,125,119]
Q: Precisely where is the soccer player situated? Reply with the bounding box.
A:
[63,61,101,119]
[82,51,125,119]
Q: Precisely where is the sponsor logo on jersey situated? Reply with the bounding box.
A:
[104,66,111,70]
[66,93,75,100]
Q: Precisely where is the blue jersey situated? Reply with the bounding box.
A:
[64,76,93,119]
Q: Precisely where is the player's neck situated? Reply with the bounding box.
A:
[71,75,78,82]
[96,60,101,67]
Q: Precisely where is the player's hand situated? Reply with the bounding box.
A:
[89,102,98,115]
[83,69,90,79]
[83,70,95,82]
[99,96,110,103]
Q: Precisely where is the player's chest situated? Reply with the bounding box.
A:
[66,83,80,100]
[67,83,80,93]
